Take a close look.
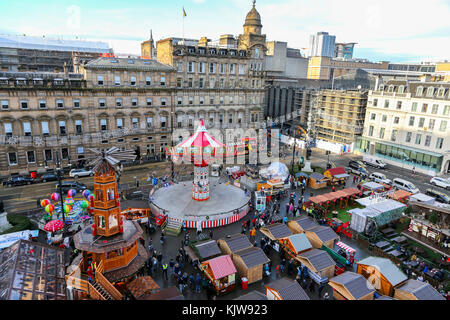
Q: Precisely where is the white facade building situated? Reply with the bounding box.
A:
[355,80,450,176]
[308,32,336,58]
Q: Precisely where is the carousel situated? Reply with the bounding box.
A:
[150,120,250,229]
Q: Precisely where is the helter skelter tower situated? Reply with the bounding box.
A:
[169,120,225,201]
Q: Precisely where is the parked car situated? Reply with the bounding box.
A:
[39,173,58,183]
[369,172,392,185]
[392,178,420,194]
[69,168,94,178]
[363,156,387,169]
[425,189,450,204]
[430,177,450,190]
[55,181,87,193]
[3,176,34,187]
[348,161,369,177]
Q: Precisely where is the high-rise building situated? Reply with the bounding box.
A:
[308,32,336,58]
[0,35,112,72]
[334,43,356,60]
[355,80,450,176]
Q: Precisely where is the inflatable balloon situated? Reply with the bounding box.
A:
[64,205,72,214]
[82,190,91,198]
[51,193,60,202]
[41,199,50,207]
[65,198,75,206]
[68,189,77,197]
[45,204,54,214]
[80,200,89,209]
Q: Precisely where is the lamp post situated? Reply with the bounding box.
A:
[291,128,297,174]
[55,154,66,237]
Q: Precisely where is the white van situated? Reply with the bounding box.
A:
[369,172,392,185]
[363,156,387,169]
[392,178,420,194]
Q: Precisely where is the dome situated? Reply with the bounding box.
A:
[259,162,290,181]
[244,2,262,27]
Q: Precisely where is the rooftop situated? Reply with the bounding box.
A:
[234,247,269,268]
[357,256,407,286]
[299,248,335,271]
[222,234,252,253]
[266,278,310,300]
[396,279,445,300]
[329,272,375,300]
[84,57,174,72]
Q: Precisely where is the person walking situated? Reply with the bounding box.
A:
[157,252,163,269]
[280,258,286,273]
[195,273,202,293]
[196,222,202,239]
[250,227,256,243]
[209,229,213,239]
[162,262,168,280]
[152,256,158,274]
[160,233,165,245]
[174,263,180,277]
[169,259,175,275]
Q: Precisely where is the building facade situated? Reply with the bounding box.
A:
[308,32,336,58]
[156,1,266,136]
[265,41,308,80]
[0,35,111,73]
[355,80,450,176]
[0,58,176,176]
[334,43,356,60]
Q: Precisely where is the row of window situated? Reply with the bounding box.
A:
[378,84,449,98]
[7,148,72,166]
[97,75,166,87]
[372,98,450,115]
[369,114,447,132]
[1,99,80,110]
[367,125,445,149]
[176,77,261,89]
[180,62,247,75]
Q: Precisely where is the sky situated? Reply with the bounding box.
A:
[0,0,449,63]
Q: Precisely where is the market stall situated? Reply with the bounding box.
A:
[357,256,407,297]
[201,255,237,295]
[287,215,319,234]
[304,225,340,249]
[328,271,375,300]
[191,239,222,263]
[387,189,412,203]
[279,233,313,258]
[296,248,336,284]
[361,182,386,195]
[231,247,270,285]
[393,279,445,300]
[127,276,160,299]
[324,167,350,186]
[308,172,328,190]
[217,234,253,256]
[265,278,310,300]
[259,223,293,252]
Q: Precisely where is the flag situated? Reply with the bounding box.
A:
[183,7,187,17]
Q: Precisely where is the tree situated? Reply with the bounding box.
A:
[428,211,439,225]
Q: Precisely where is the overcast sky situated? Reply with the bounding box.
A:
[0,0,449,63]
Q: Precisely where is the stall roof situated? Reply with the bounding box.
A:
[309,172,326,181]
[329,272,375,300]
[326,167,347,176]
[266,278,310,300]
[388,190,412,201]
[292,216,318,231]
[235,290,268,300]
[357,257,407,286]
[205,255,237,279]
[362,182,385,190]
[0,240,66,300]
[222,234,252,253]
[234,247,270,268]
[139,287,184,300]
[396,279,445,300]
[299,248,335,271]
[336,241,355,253]
[309,226,339,243]
[309,195,329,204]
[334,173,350,179]
[128,276,160,299]
[194,240,222,260]
[285,234,312,253]
[295,172,309,178]
[310,188,361,204]
[409,193,435,203]
[261,223,293,240]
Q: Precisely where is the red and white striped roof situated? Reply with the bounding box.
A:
[336,241,356,253]
[177,120,225,149]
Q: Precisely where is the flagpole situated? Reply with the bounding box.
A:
[182,7,185,44]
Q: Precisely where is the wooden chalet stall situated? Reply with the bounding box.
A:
[217,234,252,256]
[357,256,408,297]
[259,223,293,252]
[127,276,160,300]
[394,279,445,300]
[190,239,222,263]
[201,255,237,295]
[387,189,412,204]
[309,188,361,212]
[287,216,319,234]
[328,271,375,300]
[309,172,328,190]
[324,167,350,186]
[232,247,270,284]
[278,233,313,259]
[296,249,336,284]
[265,278,310,300]
[305,225,340,249]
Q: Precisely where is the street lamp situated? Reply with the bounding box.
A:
[55,154,66,237]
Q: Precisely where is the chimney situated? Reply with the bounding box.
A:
[63,62,68,77]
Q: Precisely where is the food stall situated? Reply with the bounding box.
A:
[259,223,293,252]
[324,167,350,186]
[361,182,386,196]
[278,233,313,259]
[387,190,412,204]
[201,255,237,295]
[328,272,375,300]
